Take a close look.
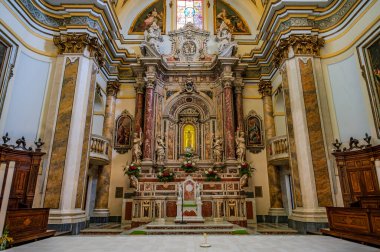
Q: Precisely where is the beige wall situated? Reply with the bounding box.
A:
[108,85,136,216]
[243,85,271,216]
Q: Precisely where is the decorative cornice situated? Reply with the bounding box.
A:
[53,33,105,66]
[273,35,325,67]
[258,80,272,97]
[106,81,120,97]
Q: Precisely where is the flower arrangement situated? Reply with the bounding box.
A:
[204,168,221,181]
[238,162,254,177]
[0,228,13,250]
[123,162,141,178]
[157,169,175,182]
[181,151,197,173]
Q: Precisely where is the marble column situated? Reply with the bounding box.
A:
[134,79,145,134]
[234,75,244,132]
[274,34,332,232]
[94,81,120,220]
[258,80,285,217]
[44,33,104,234]
[221,65,236,161]
[142,65,156,164]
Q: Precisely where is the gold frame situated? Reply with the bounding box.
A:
[213,0,251,35]
[128,0,167,35]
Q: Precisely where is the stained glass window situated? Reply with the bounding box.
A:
[177,0,203,29]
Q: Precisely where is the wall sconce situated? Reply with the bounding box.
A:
[207,1,210,8]
[169,0,173,8]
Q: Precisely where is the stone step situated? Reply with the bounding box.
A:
[146,223,234,230]
[145,229,234,235]
[80,229,124,235]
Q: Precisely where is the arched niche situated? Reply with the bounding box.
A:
[163,93,216,161]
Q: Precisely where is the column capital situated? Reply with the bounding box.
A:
[273,34,325,67]
[106,81,120,97]
[53,33,105,66]
[258,80,272,97]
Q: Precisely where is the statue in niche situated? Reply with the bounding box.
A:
[216,21,237,57]
[235,130,246,163]
[144,21,163,53]
[133,131,143,164]
[212,134,224,163]
[156,136,166,164]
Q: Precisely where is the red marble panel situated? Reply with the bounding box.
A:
[203,184,222,190]
[166,201,177,217]
[202,201,213,217]
[246,201,253,220]
[125,202,132,220]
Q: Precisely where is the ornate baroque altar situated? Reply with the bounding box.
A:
[122,23,254,227]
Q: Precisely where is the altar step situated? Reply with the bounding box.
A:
[126,222,249,235]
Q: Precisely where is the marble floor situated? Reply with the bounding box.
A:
[7,235,379,252]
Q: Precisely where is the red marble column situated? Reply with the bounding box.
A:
[223,79,236,160]
[142,77,155,161]
[134,83,144,133]
[234,85,244,132]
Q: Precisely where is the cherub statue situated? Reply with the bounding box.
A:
[156,136,166,164]
[133,131,143,164]
[235,130,246,163]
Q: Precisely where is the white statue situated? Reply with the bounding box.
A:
[212,134,224,163]
[156,136,166,164]
[235,131,246,163]
[178,183,183,198]
[144,21,163,53]
[216,21,237,57]
[196,183,201,199]
[132,131,143,164]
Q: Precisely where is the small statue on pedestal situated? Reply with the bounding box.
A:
[132,131,143,164]
[212,134,224,163]
[156,136,166,164]
[235,130,246,163]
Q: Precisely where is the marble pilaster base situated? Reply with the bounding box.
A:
[141,160,154,173]
[48,209,87,234]
[288,207,328,234]
[268,207,287,216]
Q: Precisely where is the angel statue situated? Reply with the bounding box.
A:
[156,136,166,164]
[133,131,143,164]
[235,130,246,163]
[212,134,224,163]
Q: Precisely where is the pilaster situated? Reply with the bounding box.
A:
[275,34,332,233]
[44,33,104,234]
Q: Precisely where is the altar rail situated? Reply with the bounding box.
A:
[89,134,110,165]
[268,135,289,165]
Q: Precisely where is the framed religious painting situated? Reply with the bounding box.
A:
[214,0,251,35]
[358,33,380,137]
[128,0,166,35]
[245,110,264,153]
[114,110,134,154]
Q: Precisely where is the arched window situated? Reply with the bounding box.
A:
[177,0,203,29]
